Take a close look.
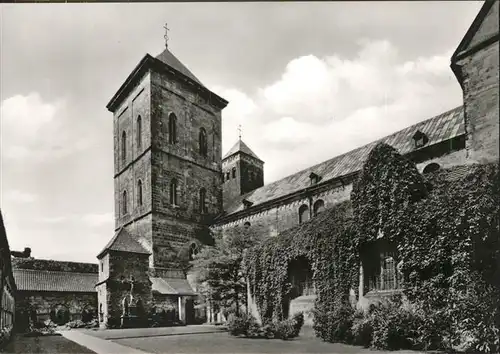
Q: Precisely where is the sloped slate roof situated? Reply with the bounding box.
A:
[151,277,197,296]
[155,47,204,87]
[13,269,97,293]
[97,228,150,259]
[223,139,263,161]
[222,106,464,216]
[452,0,499,60]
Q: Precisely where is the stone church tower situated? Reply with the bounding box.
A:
[222,139,264,205]
[104,38,228,276]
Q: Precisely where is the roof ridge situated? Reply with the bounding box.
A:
[224,105,464,213]
[13,268,98,276]
[251,105,463,192]
[14,257,98,266]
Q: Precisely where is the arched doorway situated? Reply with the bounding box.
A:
[284,256,314,319]
[51,304,70,325]
[81,305,96,323]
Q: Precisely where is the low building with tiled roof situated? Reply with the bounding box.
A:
[11,256,99,330]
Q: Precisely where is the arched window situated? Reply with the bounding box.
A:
[189,243,199,261]
[232,167,237,179]
[423,162,441,174]
[367,252,402,292]
[169,179,178,205]
[199,188,207,214]
[199,128,207,157]
[121,131,127,164]
[136,115,142,149]
[168,113,177,144]
[225,172,230,181]
[137,180,143,206]
[313,199,325,216]
[122,190,128,215]
[299,204,309,224]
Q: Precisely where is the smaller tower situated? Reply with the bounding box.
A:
[222,138,264,205]
[96,228,152,329]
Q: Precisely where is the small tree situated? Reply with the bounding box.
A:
[191,226,262,317]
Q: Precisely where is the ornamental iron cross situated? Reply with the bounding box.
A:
[238,124,242,140]
[164,23,170,48]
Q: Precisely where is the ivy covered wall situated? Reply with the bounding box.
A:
[245,142,499,351]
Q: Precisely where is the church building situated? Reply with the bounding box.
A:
[11,0,498,329]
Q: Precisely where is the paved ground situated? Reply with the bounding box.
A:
[82,324,226,340]
[58,325,425,354]
[112,331,424,354]
[2,333,96,354]
[59,330,147,354]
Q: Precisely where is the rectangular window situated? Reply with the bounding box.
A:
[232,168,236,179]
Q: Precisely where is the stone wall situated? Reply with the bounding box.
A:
[147,69,224,267]
[222,153,264,204]
[453,1,499,164]
[16,292,97,323]
[108,252,152,319]
[459,41,499,164]
[215,149,468,239]
[113,73,152,178]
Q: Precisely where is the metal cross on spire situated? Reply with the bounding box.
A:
[163,23,170,48]
[238,124,242,140]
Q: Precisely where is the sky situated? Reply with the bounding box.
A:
[0,1,483,263]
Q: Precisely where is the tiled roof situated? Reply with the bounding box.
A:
[97,228,150,259]
[151,277,197,296]
[223,139,262,161]
[13,269,97,293]
[221,106,465,216]
[155,48,204,87]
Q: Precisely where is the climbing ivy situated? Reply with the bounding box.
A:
[244,201,357,324]
[245,140,500,352]
[351,142,427,247]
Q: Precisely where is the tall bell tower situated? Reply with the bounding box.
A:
[105,27,228,277]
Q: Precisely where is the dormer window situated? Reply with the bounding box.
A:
[242,199,253,209]
[412,130,428,149]
[309,172,321,185]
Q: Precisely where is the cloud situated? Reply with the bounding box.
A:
[35,216,68,224]
[3,190,38,204]
[216,39,462,182]
[83,212,114,227]
[32,212,114,227]
[0,92,93,161]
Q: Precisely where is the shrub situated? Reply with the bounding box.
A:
[350,309,372,347]
[370,304,417,350]
[273,319,295,340]
[66,320,86,329]
[0,325,14,347]
[290,312,304,337]
[227,313,258,337]
[314,304,354,343]
[84,318,99,329]
[227,312,304,340]
[259,323,276,339]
